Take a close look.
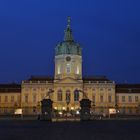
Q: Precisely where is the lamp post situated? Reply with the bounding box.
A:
[115,103,119,119]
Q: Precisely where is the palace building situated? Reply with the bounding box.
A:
[0,17,140,116]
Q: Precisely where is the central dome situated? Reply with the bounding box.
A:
[55,17,82,56]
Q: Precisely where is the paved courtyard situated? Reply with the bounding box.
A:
[0,120,140,140]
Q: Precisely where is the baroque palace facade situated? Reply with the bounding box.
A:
[0,18,140,116]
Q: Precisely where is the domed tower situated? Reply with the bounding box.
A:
[55,17,82,80]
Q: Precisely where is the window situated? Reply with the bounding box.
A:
[108,96,111,103]
[128,96,132,102]
[108,88,111,91]
[41,94,44,100]
[57,65,61,74]
[76,66,80,74]
[122,96,125,102]
[57,90,62,101]
[92,95,95,103]
[33,95,36,103]
[66,64,71,73]
[66,90,71,102]
[11,96,14,103]
[17,95,20,102]
[5,96,8,102]
[100,88,103,91]
[74,90,79,101]
[25,95,28,103]
[135,96,138,102]
[129,108,132,114]
[116,96,119,102]
[100,96,103,102]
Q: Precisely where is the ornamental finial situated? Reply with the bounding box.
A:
[67,16,71,28]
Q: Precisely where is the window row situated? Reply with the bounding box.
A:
[92,95,112,103]
[117,96,139,102]
[0,95,20,103]
[57,90,79,102]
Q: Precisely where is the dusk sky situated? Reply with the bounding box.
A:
[0,0,140,83]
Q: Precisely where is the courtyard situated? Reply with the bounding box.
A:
[0,120,140,140]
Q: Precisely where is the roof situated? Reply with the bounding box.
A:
[0,84,21,93]
[83,76,111,82]
[55,17,82,56]
[28,76,54,81]
[116,84,140,93]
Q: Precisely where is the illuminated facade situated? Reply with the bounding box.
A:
[0,18,140,116]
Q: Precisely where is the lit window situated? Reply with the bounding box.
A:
[57,90,62,101]
[25,95,28,103]
[128,96,132,102]
[100,96,103,102]
[11,96,14,103]
[108,96,111,103]
[100,88,103,91]
[116,96,119,102]
[66,64,71,73]
[66,90,71,102]
[92,95,95,103]
[108,88,111,91]
[135,96,138,102]
[5,96,8,102]
[58,65,61,74]
[122,96,125,102]
[33,95,36,103]
[76,66,79,74]
[74,90,79,101]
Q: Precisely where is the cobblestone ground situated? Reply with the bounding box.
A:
[0,120,140,140]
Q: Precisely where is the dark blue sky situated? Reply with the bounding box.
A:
[0,0,140,83]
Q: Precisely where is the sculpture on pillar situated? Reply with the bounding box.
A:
[41,89,54,121]
[77,89,91,121]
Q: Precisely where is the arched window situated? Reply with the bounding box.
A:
[74,90,79,101]
[66,90,70,103]
[57,90,62,101]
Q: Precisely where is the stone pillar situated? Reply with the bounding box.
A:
[80,99,91,121]
[41,99,53,121]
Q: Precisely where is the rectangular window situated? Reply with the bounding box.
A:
[41,94,44,100]
[122,96,125,102]
[116,96,119,102]
[5,96,8,102]
[128,96,132,102]
[108,96,111,103]
[135,96,138,102]
[33,95,36,103]
[11,96,14,103]
[100,96,103,102]
[17,95,20,102]
[92,95,95,103]
[25,95,28,103]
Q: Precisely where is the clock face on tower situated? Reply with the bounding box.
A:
[66,56,71,61]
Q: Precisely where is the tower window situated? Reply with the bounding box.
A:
[66,64,71,73]
[76,66,80,74]
[58,65,61,74]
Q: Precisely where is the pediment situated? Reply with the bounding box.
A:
[54,77,83,84]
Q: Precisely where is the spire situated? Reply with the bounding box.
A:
[64,16,74,42]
